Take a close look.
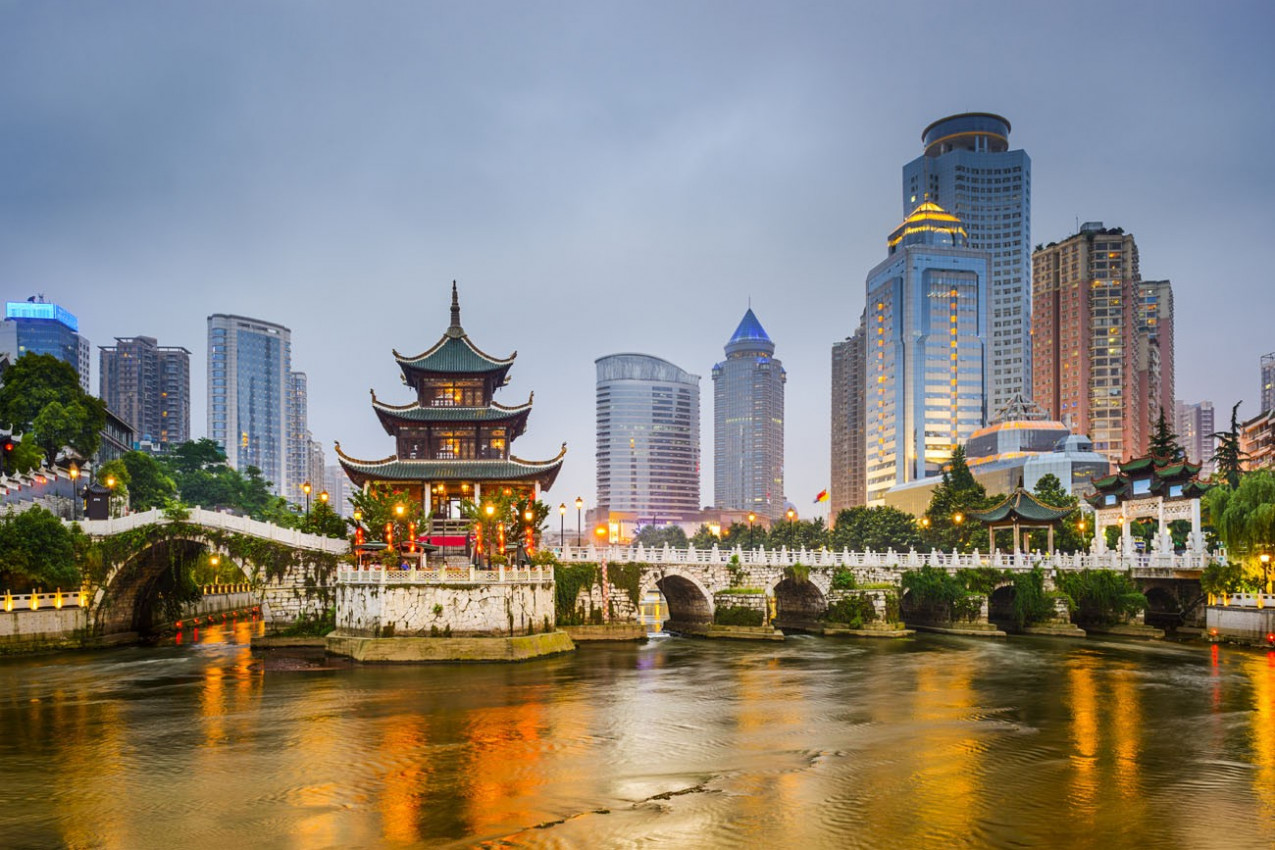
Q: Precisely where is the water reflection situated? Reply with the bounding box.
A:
[3,632,1275,848]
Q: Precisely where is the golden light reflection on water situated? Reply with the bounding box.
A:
[461,701,547,836]
[378,716,429,845]
[1067,657,1099,821]
[1248,652,1275,831]
[907,659,980,844]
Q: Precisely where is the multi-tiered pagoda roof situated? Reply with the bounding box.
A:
[336,284,565,499]
[1082,454,1209,509]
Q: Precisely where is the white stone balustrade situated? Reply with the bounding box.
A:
[337,564,554,585]
[73,507,349,554]
[558,542,1217,576]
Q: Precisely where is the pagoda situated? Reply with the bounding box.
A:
[1082,454,1211,555]
[335,283,566,538]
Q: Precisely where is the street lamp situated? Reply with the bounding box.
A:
[921,516,931,530]
[748,512,756,549]
[319,490,329,505]
[302,481,312,521]
[559,503,566,549]
[575,497,583,546]
[68,464,79,521]
[484,503,495,567]
[1261,553,1271,595]
[953,512,964,525]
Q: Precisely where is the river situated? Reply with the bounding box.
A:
[1,624,1273,849]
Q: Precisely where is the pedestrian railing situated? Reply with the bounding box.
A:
[2,587,91,612]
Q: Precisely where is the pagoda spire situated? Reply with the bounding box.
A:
[446,281,463,337]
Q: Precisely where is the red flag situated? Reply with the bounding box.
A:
[813,489,829,504]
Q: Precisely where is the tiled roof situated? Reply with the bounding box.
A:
[970,489,1075,524]
[393,334,516,376]
[335,442,565,489]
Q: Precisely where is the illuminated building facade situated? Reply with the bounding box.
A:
[1261,352,1275,413]
[902,113,1031,416]
[207,313,292,495]
[830,329,866,513]
[1137,279,1175,431]
[1032,223,1148,463]
[99,336,191,448]
[337,284,565,534]
[862,202,989,505]
[1174,399,1215,476]
[0,298,91,392]
[595,353,700,524]
[713,309,786,520]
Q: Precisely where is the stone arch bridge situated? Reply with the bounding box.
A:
[563,542,1214,632]
[76,508,348,637]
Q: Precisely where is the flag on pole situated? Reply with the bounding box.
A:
[813,489,829,504]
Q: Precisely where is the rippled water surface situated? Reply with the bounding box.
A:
[2,623,1274,849]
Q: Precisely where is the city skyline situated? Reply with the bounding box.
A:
[3,4,1272,516]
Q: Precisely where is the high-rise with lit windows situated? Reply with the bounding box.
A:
[99,336,191,448]
[1032,223,1146,463]
[713,310,785,520]
[861,203,989,505]
[207,314,293,495]
[902,113,1030,416]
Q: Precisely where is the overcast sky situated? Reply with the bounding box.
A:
[3,1,1273,517]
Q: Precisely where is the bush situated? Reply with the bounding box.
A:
[960,567,1008,595]
[824,594,877,628]
[714,606,764,626]
[1055,569,1146,625]
[277,607,335,637]
[902,565,977,622]
[784,562,810,584]
[830,567,857,590]
[1009,568,1056,629]
[1201,560,1257,595]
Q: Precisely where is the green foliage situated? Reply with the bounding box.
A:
[554,563,598,625]
[1025,474,1090,553]
[713,605,764,627]
[119,451,177,510]
[824,594,877,629]
[0,506,82,590]
[1210,402,1248,489]
[902,565,980,622]
[922,446,992,553]
[830,506,921,551]
[784,562,810,584]
[1200,560,1259,595]
[1149,407,1184,460]
[6,433,45,475]
[1054,569,1146,625]
[1009,568,1057,629]
[350,484,422,542]
[632,524,688,549]
[765,517,828,551]
[689,524,720,549]
[959,566,1009,595]
[830,567,857,590]
[1206,468,1275,569]
[0,354,105,464]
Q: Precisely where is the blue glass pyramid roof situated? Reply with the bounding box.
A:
[725,308,775,356]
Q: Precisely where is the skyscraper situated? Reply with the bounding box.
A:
[861,203,989,505]
[1032,223,1146,463]
[1175,399,1215,475]
[1262,352,1275,413]
[829,329,866,515]
[595,353,700,523]
[99,336,191,448]
[287,371,313,501]
[1138,280,1175,429]
[207,314,292,495]
[0,298,91,392]
[713,309,785,519]
[902,113,1031,415]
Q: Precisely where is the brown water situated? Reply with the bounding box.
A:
[2,624,1274,849]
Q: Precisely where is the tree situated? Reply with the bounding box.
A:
[95,457,132,516]
[350,484,423,542]
[164,438,229,475]
[766,517,828,550]
[1205,468,1275,578]
[1148,407,1183,460]
[0,506,81,590]
[119,451,177,510]
[1210,402,1249,489]
[922,446,992,553]
[829,506,921,552]
[633,524,689,549]
[689,525,720,549]
[0,354,105,464]
[1026,473,1090,553]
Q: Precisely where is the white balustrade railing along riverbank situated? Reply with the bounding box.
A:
[337,563,554,586]
[557,543,1218,574]
[3,588,90,612]
[73,507,349,554]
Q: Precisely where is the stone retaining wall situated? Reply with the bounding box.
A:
[336,580,555,638]
[0,607,89,652]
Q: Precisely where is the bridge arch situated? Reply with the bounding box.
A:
[94,533,258,637]
[643,570,714,631]
[772,577,826,632]
[988,584,1017,629]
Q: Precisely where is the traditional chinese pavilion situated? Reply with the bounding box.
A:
[1082,454,1210,554]
[968,488,1075,554]
[335,283,566,537]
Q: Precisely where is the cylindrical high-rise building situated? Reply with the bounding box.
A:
[595,354,700,524]
[713,309,786,520]
[902,112,1031,419]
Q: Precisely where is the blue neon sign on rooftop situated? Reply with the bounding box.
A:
[5,301,79,332]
